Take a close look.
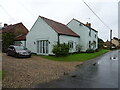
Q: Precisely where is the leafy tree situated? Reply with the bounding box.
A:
[2,33,15,52]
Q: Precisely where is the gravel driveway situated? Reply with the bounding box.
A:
[2,53,81,88]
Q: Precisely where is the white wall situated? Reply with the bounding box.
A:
[59,35,80,53]
[87,29,98,50]
[67,19,98,51]
[26,17,58,54]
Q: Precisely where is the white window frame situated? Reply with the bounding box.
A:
[68,41,73,49]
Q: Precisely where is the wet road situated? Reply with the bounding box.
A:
[35,50,119,88]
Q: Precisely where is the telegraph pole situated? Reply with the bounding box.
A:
[110,30,112,50]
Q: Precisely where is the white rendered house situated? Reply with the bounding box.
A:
[26,16,80,55]
[67,19,98,52]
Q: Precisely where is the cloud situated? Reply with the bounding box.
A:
[0,0,118,41]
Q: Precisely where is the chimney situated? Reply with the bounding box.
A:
[4,23,8,28]
[86,22,91,27]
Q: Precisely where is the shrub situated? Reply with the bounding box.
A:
[76,44,82,53]
[52,43,69,56]
[86,48,95,53]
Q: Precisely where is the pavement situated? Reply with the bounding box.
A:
[35,50,119,88]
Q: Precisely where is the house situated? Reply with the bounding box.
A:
[0,23,29,47]
[14,34,27,47]
[26,16,98,55]
[104,40,115,49]
[67,19,98,52]
[104,40,111,48]
[111,37,120,48]
[26,16,80,55]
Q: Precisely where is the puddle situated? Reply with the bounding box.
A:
[110,57,118,60]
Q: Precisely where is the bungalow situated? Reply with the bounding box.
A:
[26,16,98,55]
[26,16,80,55]
[67,19,98,52]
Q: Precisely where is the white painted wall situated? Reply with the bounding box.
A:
[26,17,58,55]
[59,35,80,53]
[67,19,98,51]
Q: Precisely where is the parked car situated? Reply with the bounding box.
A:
[6,45,31,58]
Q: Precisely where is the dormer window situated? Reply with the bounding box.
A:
[79,23,82,26]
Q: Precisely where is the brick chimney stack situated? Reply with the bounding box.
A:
[4,23,8,28]
[86,22,91,27]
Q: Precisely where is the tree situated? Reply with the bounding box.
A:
[98,38,104,49]
[2,33,15,52]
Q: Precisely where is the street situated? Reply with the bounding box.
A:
[35,50,119,88]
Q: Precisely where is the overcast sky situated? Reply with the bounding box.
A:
[0,0,119,41]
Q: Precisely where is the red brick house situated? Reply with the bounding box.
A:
[0,22,29,47]
[104,40,116,49]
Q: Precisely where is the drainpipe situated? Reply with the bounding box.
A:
[58,33,60,45]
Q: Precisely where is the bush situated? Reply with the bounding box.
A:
[52,43,69,56]
[76,44,82,53]
[86,48,95,53]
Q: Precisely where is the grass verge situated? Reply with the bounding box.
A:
[41,49,109,62]
[0,71,3,80]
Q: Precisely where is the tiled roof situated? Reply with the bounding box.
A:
[0,25,14,33]
[0,23,29,41]
[15,34,27,41]
[113,37,120,41]
[0,23,28,34]
[40,16,80,37]
[69,19,98,32]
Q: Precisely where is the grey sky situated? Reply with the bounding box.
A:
[0,0,119,41]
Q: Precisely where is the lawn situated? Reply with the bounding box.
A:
[0,71,3,80]
[42,49,109,62]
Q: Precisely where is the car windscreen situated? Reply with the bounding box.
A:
[14,46,26,50]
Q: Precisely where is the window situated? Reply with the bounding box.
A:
[95,34,96,38]
[89,41,91,48]
[68,41,73,49]
[93,41,96,48]
[89,29,91,37]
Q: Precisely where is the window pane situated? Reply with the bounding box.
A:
[46,40,48,53]
[40,41,42,53]
[43,41,45,53]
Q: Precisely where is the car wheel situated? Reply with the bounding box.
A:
[29,55,31,58]
[15,54,19,58]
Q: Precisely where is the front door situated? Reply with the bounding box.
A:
[37,40,49,55]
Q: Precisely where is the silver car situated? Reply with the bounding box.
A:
[6,45,31,58]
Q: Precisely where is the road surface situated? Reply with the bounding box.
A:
[35,50,119,88]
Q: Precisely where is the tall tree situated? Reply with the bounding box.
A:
[2,33,15,52]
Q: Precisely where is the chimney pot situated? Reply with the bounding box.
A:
[4,23,8,27]
[86,22,91,27]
